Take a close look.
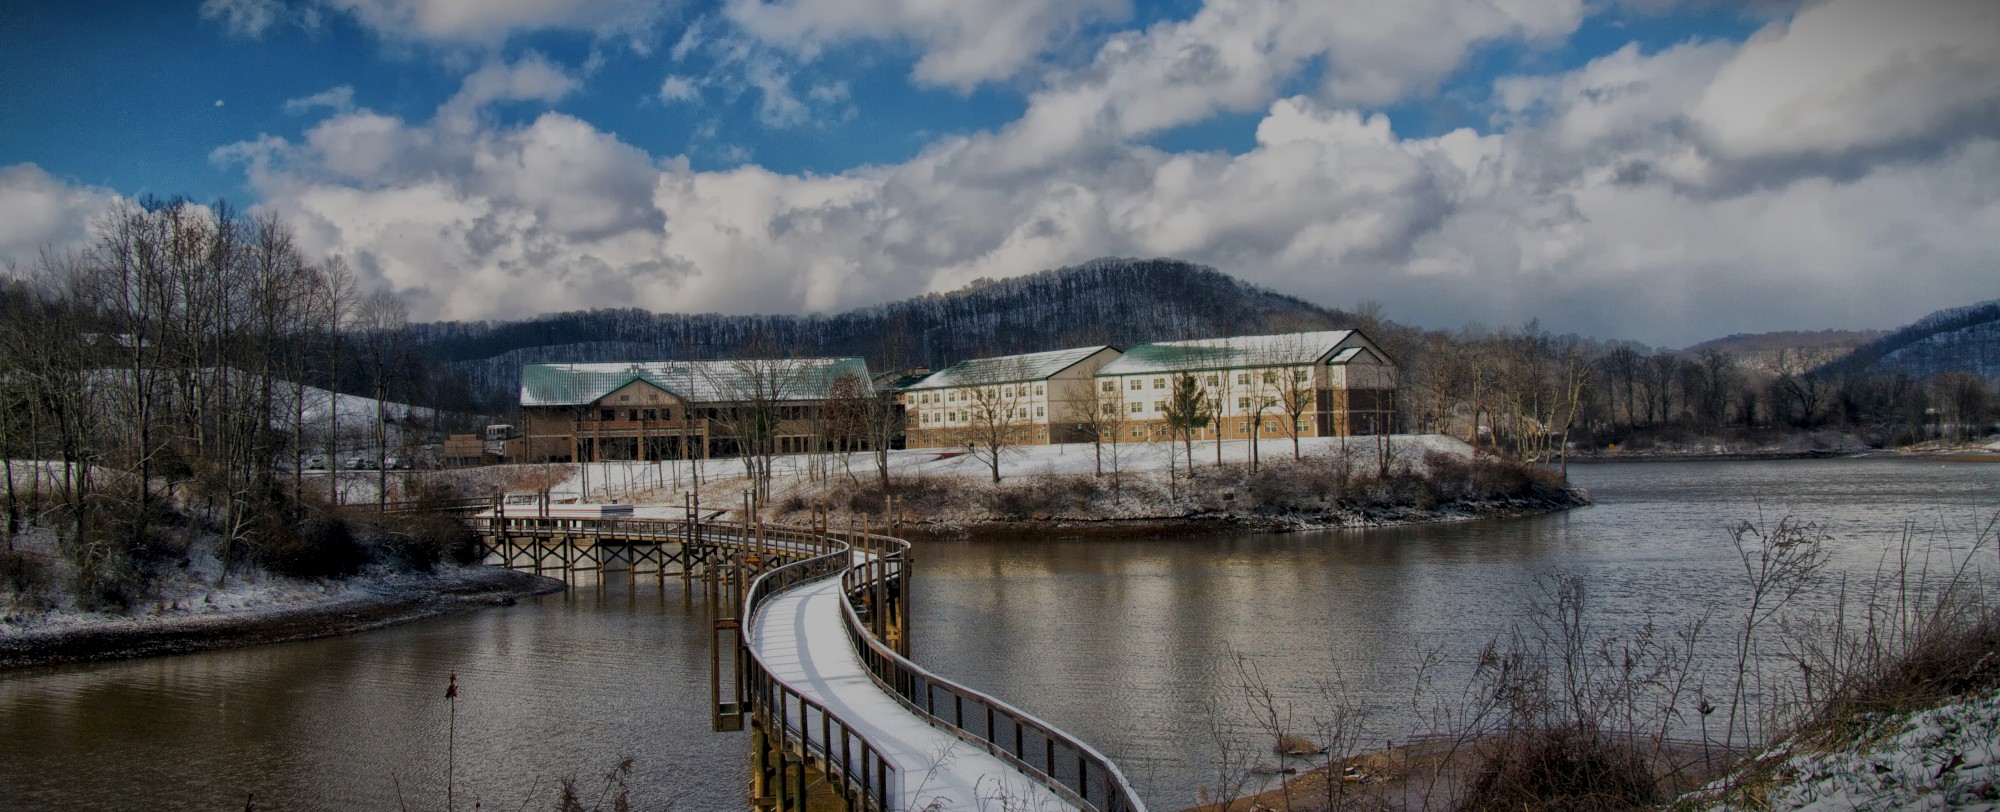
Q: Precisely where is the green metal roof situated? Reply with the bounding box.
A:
[1094,330,1367,376]
[901,346,1115,391]
[520,358,872,407]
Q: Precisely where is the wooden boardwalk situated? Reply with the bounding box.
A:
[474,505,1146,812]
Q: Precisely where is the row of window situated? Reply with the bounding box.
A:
[916,405,1047,424]
[911,383,1046,405]
[1099,369,1310,393]
[589,404,822,422]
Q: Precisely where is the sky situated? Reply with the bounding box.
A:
[1,0,1997,348]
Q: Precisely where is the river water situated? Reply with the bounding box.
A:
[2,459,1994,811]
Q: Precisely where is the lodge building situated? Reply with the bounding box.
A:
[518,358,872,463]
[899,346,1121,449]
[1090,330,1398,442]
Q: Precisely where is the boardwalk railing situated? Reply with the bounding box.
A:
[740,529,898,811]
[467,508,1147,812]
[838,532,1149,812]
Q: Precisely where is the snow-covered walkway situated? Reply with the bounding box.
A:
[750,575,1077,812]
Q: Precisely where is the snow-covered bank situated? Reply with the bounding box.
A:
[527,434,1589,534]
[1684,688,2000,810]
[0,565,560,669]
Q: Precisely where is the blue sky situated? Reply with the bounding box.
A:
[3,0,1997,346]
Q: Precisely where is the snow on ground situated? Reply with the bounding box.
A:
[1986,439,2000,451]
[0,524,370,635]
[532,438,1488,528]
[538,434,1475,509]
[1690,689,2000,811]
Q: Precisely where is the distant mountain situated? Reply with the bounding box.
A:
[1821,299,2000,381]
[405,258,1354,406]
[1681,329,1886,374]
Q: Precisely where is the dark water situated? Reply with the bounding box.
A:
[2,459,1994,811]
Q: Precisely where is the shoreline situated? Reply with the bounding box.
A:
[0,566,564,671]
[898,488,1593,542]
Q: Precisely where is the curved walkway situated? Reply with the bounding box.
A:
[751,574,1078,812]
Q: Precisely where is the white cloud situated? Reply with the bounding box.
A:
[184,0,2000,346]
[436,54,580,126]
[724,0,1130,90]
[200,0,288,38]
[979,0,1586,169]
[1690,0,2000,165]
[658,75,700,104]
[317,0,678,46]
[284,85,357,115]
[0,165,122,271]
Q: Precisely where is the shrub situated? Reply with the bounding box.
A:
[255,512,367,579]
[375,513,482,570]
[1459,726,1658,812]
[0,548,56,610]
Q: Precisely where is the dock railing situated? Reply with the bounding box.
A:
[837,531,1149,812]
[740,527,898,811]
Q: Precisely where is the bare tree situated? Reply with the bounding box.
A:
[1058,377,1120,477]
[355,290,408,507]
[956,358,1034,484]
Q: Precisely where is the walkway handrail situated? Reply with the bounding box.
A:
[739,530,898,812]
[837,532,1149,812]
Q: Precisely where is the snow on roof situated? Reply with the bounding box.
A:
[1095,330,1362,376]
[520,358,871,407]
[901,346,1114,391]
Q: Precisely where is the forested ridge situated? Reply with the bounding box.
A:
[1820,298,2000,382]
[402,258,1352,405]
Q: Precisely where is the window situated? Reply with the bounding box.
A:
[1132,426,1143,438]
[1129,379,1143,391]
[618,395,630,402]
[1293,369,1308,382]
[1236,373,1250,385]
[1004,386,1014,397]
[1154,401,1166,412]
[1037,429,1047,439]
[1129,401,1143,413]
[1262,371,1276,383]
[1152,378,1165,389]
[600,409,615,421]
[1238,421,1249,431]
[1205,374,1219,385]
[1036,406,1045,417]
[949,411,958,422]
[1102,403,1116,415]
[1237,397,1250,409]
[1101,380,1116,393]
[643,409,657,420]
[1035,385,1045,395]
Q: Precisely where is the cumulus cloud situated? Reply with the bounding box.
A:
[977,0,1585,169]
[200,0,290,38]
[1689,0,2000,169]
[0,165,122,271]
[724,0,1130,89]
[204,0,678,47]
[183,0,2000,346]
[658,75,700,104]
[327,0,680,45]
[283,85,358,115]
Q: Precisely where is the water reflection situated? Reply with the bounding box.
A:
[1,580,743,812]
[910,459,1998,807]
[1,459,1993,810]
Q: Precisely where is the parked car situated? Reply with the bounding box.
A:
[348,456,376,470]
[383,457,408,470]
[304,455,327,471]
